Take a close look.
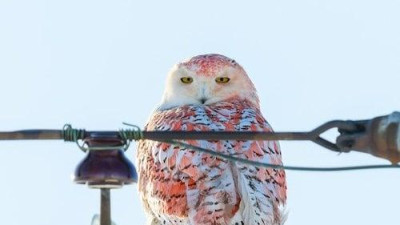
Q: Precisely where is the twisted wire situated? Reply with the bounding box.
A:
[62,124,85,142]
[62,124,88,152]
[121,122,144,141]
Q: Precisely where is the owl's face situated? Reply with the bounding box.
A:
[159,54,260,110]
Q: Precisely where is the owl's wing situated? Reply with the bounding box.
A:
[231,108,286,225]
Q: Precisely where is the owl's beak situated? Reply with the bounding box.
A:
[199,97,208,104]
[199,84,210,104]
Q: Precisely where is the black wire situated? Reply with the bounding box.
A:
[163,140,400,172]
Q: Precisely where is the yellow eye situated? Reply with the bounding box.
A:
[180,77,193,84]
[215,77,230,83]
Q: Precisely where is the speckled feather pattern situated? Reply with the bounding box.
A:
[137,99,287,225]
[179,54,241,77]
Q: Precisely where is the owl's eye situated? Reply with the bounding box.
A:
[180,77,193,84]
[215,77,230,84]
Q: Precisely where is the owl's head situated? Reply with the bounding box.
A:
[159,54,260,110]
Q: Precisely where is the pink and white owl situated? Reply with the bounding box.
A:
[137,54,287,225]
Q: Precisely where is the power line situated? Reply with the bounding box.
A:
[1,112,399,171]
[164,139,400,172]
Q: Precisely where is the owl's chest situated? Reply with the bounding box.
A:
[149,103,260,133]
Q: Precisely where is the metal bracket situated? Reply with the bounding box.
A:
[337,112,400,164]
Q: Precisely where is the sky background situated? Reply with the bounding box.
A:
[0,0,399,225]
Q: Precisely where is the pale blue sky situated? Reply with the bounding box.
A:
[0,0,399,225]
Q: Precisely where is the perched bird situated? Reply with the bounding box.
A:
[137,54,287,225]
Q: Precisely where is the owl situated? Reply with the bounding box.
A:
[137,54,287,225]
